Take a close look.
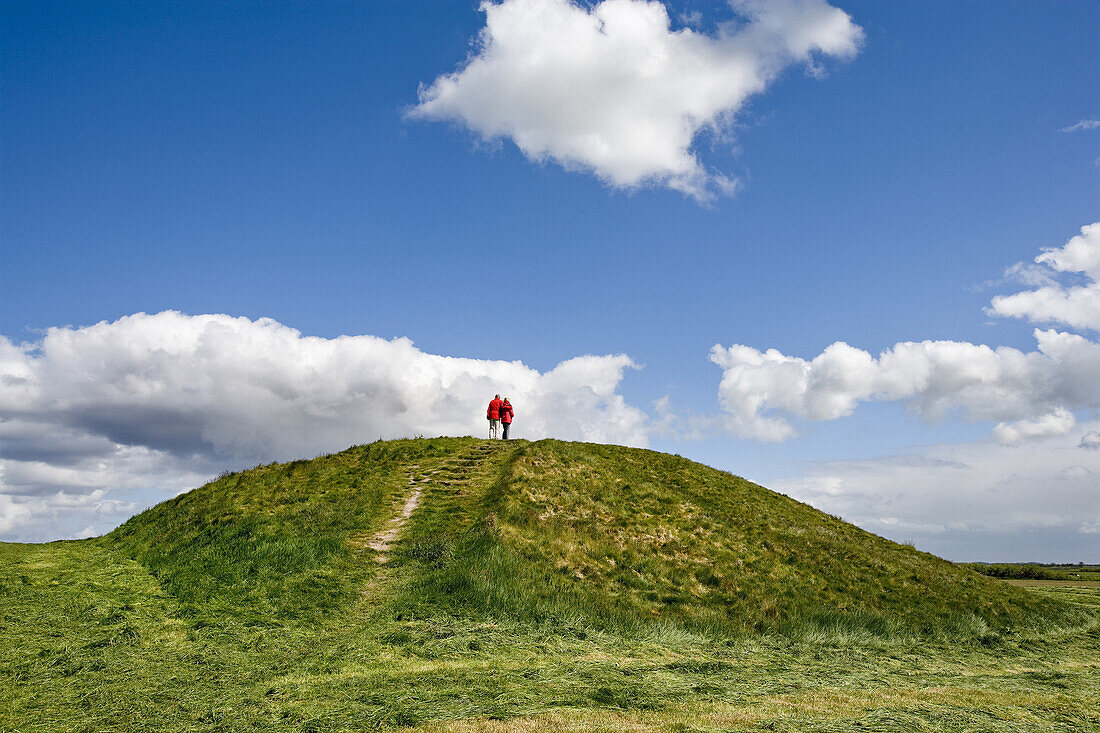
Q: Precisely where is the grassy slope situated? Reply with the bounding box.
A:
[2,437,1098,732]
[410,440,1058,634]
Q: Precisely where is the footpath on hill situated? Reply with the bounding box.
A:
[358,441,505,562]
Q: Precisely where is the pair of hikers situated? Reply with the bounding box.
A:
[486,394,514,440]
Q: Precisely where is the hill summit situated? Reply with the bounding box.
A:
[109,437,1065,634]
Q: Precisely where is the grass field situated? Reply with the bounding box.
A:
[2,438,1097,731]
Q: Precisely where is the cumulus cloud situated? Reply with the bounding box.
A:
[410,0,862,200]
[1,311,647,540]
[992,408,1075,445]
[709,222,1100,441]
[709,332,1100,441]
[0,493,39,534]
[988,222,1100,332]
[772,423,1100,561]
[1061,119,1100,133]
[1081,432,1100,450]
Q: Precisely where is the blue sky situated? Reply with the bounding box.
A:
[2,0,1098,560]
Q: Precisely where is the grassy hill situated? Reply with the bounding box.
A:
[3,437,1098,731]
[108,437,1071,634]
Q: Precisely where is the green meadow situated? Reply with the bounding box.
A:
[3,438,1098,731]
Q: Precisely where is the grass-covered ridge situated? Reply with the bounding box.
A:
[3,437,1098,732]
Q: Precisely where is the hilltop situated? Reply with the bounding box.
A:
[3,438,1097,732]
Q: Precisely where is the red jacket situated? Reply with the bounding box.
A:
[500,402,514,424]
[487,398,503,420]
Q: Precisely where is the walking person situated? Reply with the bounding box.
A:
[487,394,503,439]
[500,398,514,440]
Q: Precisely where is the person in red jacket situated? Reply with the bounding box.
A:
[487,394,503,439]
[500,398,514,440]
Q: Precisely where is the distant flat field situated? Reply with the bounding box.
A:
[1003,579,1100,587]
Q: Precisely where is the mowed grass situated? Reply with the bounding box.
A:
[2,438,1098,731]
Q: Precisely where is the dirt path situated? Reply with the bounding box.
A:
[365,481,424,562]
[364,443,503,563]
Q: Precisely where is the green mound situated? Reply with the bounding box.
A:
[107,437,1066,635]
[5,438,1098,731]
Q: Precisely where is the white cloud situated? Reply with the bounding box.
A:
[709,331,1100,441]
[0,311,647,540]
[1080,432,1100,450]
[410,0,862,201]
[1061,119,1100,133]
[0,493,41,534]
[773,423,1100,560]
[992,408,1075,445]
[1002,261,1058,289]
[709,222,1100,441]
[988,222,1100,332]
[0,486,137,542]
[74,525,97,540]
